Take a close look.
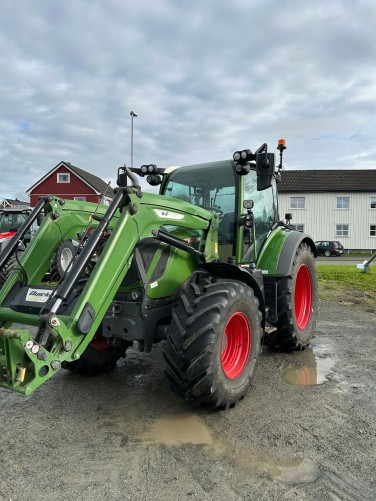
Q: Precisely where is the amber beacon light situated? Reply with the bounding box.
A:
[277,139,286,170]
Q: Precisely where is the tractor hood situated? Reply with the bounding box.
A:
[138,192,213,221]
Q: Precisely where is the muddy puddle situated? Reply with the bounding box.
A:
[96,347,331,485]
[141,412,319,484]
[282,347,335,386]
[97,403,319,484]
[142,413,215,447]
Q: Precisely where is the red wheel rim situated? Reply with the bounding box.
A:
[89,333,109,351]
[294,264,312,330]
[221,312,251,379]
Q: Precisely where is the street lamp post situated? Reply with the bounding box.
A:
[130,111,138,167]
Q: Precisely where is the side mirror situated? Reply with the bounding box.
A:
[256,153,275,191]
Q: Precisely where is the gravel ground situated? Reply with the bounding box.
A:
[0,299,375,501]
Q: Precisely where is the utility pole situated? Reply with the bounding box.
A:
[130,111,138,167]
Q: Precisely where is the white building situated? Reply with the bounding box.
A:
[277,170,376,252]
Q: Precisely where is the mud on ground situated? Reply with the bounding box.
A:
[0,299,375,501]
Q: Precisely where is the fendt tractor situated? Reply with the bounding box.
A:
[0,140,318,409]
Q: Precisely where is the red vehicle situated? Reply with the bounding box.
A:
[0,208,34,252]
[0,208,36,285]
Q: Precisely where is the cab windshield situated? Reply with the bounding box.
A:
[0,212,28,233]
[163,160,236,218]
[163,160,236,261]
[162,160,278,264]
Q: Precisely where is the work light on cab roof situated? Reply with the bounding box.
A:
[139,164,162,186]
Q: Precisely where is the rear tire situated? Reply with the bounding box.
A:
[266,243,318,351]
[324,249,331,257]
[63,335,132,375]
[163,279,262,409]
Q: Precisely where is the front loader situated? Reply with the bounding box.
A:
[0,140,318,409]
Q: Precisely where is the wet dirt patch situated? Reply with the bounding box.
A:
[142,413,214,447]
[282,349,335,386]
[95,404,320,486]
[282,358,335,386]
[232,443,319,484]
[140,412,319,484]
[272,458,320,484]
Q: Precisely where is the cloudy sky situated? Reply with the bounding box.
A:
[1,0,375,200]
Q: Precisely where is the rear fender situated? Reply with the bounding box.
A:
[276,232,317,276]
[257,228,317,277]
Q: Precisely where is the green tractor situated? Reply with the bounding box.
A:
[0,140,318,409]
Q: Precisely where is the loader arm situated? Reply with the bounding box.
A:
[0,183,215,394]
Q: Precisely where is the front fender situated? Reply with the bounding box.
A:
[197,262,265,325]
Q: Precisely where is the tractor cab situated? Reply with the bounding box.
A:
[160,155,279,265]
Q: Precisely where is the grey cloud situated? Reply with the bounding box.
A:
[0,0,375,200]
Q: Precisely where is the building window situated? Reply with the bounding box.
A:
[336,196,350,209]
[290,197,305,209]
[370,225,376,237]
[291,224,304,232]
[371,197,376,209]
[57,173,70,183]
[74,197,86,202]
[336,224,349,237]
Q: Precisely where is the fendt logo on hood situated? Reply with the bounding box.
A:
[154,209,184,220]
[26,288,53,303]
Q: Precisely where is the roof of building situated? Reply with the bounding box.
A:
[26,161,115,197]
[1,198,30,207]
[278,169,376,193]
[66,163,114,197]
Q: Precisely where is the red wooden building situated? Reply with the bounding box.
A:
[26,161,114,207]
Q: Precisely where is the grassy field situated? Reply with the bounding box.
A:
[316,264,376,307]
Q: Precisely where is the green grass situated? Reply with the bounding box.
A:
[316,265,376,306]
[345,252,375,257]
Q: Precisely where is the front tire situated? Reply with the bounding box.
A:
[49,240,75,282]
[163,279,263,409]
[266,243,318,351]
